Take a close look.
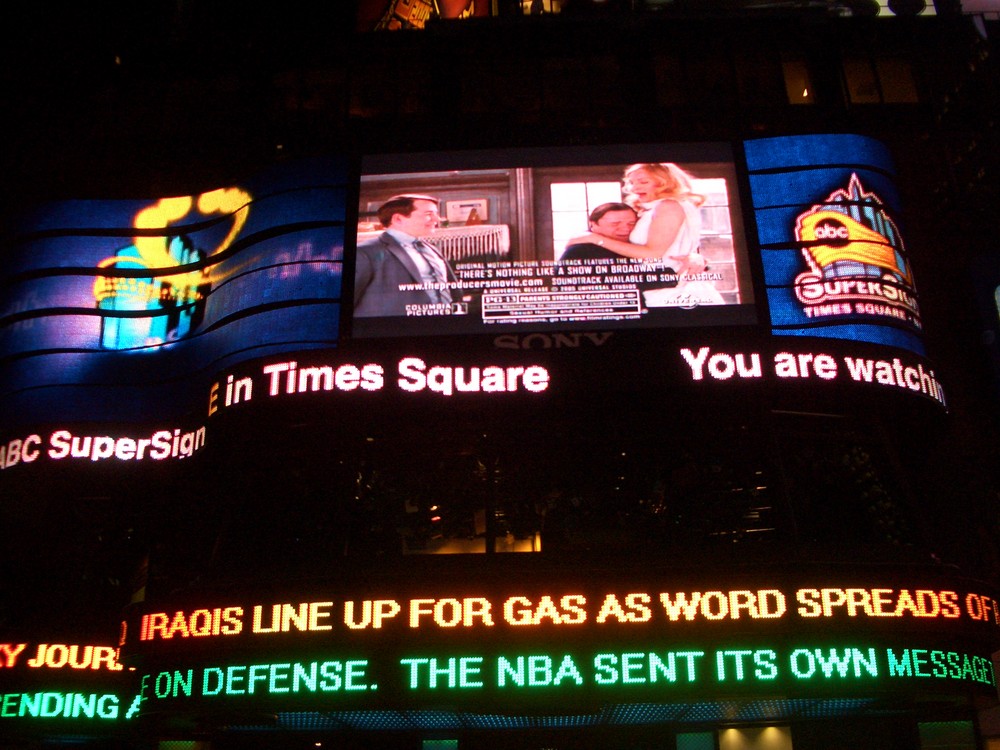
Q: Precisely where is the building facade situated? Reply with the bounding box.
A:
[2,3,1000,748]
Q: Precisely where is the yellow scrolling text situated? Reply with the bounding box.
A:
[134,587,1000,643]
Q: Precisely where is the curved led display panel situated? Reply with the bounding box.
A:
[0,157,347,427]
[745,134,925,355]
[118,564,999,721]
[0,137,945,480]
[0,639,134,737]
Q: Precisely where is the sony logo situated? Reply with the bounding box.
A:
[493,332,614,350]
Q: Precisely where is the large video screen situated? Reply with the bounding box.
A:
[352,143,756,338]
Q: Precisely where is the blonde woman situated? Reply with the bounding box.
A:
[568,162,722,306]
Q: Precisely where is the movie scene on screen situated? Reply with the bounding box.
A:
[351,143,756,338]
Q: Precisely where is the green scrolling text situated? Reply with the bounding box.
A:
[133,644,994,713]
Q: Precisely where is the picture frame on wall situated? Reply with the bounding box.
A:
[445,199,489,225]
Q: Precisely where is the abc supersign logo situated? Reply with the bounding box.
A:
[792,174,921,328]
[811,219,850,241]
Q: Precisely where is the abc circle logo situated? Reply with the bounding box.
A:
[813,220,849,240]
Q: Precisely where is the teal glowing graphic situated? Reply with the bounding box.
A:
[94,189,251,350]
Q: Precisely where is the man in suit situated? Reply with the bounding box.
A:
[354,194,458,317]
[560,202,637,262]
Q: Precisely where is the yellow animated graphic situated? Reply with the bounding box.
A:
[797,209,912,285]
[94,188,251,349]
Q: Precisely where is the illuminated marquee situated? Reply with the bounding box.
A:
[1,426,206,469]
[209,357,552,414]
[0,642,133,726]
[678,344,946,408]
[115,569,1000,716]
[0,351,552,472]
[128,585,1000,645]
[0,692,122,721]
[0,643,125,671]
[127,641,995,718]
[0,329,953,475]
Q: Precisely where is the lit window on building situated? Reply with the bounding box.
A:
[720,726,793,750]
[521,0,564,12]
[843,57,920,104]
[782,59,816,104]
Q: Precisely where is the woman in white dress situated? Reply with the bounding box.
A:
[568,162,723,307]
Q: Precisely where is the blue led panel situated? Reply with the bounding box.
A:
[744,135,924,355]
[0,157,347,425]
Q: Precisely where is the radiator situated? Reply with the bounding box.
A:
[356,224,510,261]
